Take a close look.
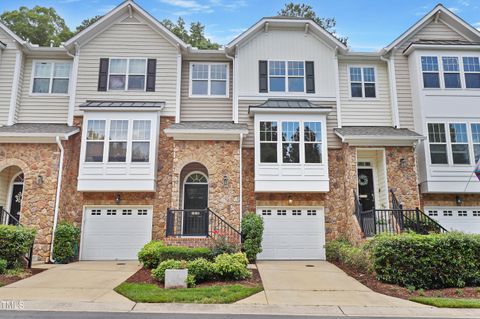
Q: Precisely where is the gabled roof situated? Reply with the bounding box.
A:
[0,21,26,46]
[384,4,480,52]
[64,0,188,50]
[226,16,348,53]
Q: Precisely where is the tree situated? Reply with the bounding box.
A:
[161,17,220,49]
[75,15,102,34]
[0,6,73,46]
[278,2,347,45]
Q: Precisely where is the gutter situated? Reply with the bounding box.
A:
[380,52,400,128]
[65,43,80,126]
[225,49,238,123]
[49,136,65,263]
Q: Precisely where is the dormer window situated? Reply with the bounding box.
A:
[32,61,71,94]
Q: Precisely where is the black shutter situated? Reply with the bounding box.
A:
[305,61,315,93]
[97,58,109,91]
[146,59,157,92]
[259,60,268,93]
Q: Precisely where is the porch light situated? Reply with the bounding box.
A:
[456,195,463,206]
[399,158,407,168]
[36,175,44,186]
[115,193,121,205]
[223,175,229,188]
[288,194,293,205]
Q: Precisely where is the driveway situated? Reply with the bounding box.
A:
[238,261,427,307]
[0,261,139,307]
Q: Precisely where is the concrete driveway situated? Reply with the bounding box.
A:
[0,261,139,308]
[238,261,426,307]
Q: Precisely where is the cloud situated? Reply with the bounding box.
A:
[97,5,116,15]
[159,0,247,15]
[474,22,480,31]
[448,7,460,13]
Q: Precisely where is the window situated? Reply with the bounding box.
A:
[471,124,480,163]
[463,57,480,88]
[85,120,106,162]
[450,123,470,164]
[190,63,228,96]
[108,120,128,162]
[108,58,146,91]
[349,67,376,98]
[260,121,278,163]
[268,61,305,93]
[282,122,300,163]
[442,57,461,88]
[421,56,440,88]
[428,123,448,164]
[132,120,151,162]
[32,61,71,94]
[304,122,322,163]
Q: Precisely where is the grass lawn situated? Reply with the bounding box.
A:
[115,282,263,304]
[410,297,480,308]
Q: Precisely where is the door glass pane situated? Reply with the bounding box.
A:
[52,79,69,93]
[32,78,50,93]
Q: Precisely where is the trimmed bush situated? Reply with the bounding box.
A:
[325,239,371,273]
[0,259,7,274]
[187,258,215,282]
[211,235,240,257]
[138,241,164,268]
[0,225,36,268]
[241,213,264,262]
[151,259,187,282]
[371,232,480,289]
[213,253,251,280]
[53,222,80,264]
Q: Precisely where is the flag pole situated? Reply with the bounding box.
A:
[464,158,480,193]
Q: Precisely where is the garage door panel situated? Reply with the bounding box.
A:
[426,207,480,234]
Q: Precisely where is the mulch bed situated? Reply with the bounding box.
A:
[0,268,45,287]
[332,261,480,300]
[125,267,262,288]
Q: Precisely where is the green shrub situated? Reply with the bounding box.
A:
[137,241,164,268]
[151,259,187,282]
[325,239,371,273]
[213,253,251,280]
[210,235,240,257]
[241,213,264,262]
[53,222,80,264]
[0,225,36,268]
[187,258,215,282]
[186,274,196,288]
[371,232,480,289]
[0,259,7,274]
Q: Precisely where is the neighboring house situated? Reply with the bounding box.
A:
[0,1,477,262]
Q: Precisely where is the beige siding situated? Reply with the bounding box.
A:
[180,60,232,121]
[394,20,469,130]
[339,60,392,126]
[75,16,178,116]
[16,57,70,123]
[0,29,17,125]
[238,99,341,149]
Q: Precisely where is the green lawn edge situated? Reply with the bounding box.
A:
[410,296,480,308]
[115,282,263,304]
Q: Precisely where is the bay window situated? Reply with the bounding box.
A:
[132,120,151,162]
[428,123,448,164]
[190,63,228,97]
[304,122,322,163]
[421,56,440,88]
[108,58,146,91]
[32,61,71,94]
[449,123,470,164]
[282,122,300,163]
[259,121,278,163]
[421,55,480,89]
[442,57,461,88]
[349,66,376,98]
[471,123,480,163]
[108,120,128,162]
[463,57,480,88]
[85,120,105,162]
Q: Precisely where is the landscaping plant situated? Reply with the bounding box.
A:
[52,222,81,264]
[138,243,212,269]
[325,239,372,273]
[213,252,251,280]
[210,232,240,256]
[151,259,187,282]
[0,225,36,269]
[137,241,164,268]
[241,213,264,262]
[187,258,215,282]
[0,259,7,274]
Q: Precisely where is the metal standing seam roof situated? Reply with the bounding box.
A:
[0,123,79,135]
[404,39,480,53]
[334,126,424,138]
[167,121,248,131]
[249,99,333,109]
[79,100,165,108]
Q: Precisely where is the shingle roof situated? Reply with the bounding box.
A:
[404,39,480,53]
[250,99,332,109]
[79,100,165,108]
[0,123,79,135]
[334,126,423,138]
[167,121,248,131]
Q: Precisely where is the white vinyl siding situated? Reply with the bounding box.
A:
[0,30,17,125]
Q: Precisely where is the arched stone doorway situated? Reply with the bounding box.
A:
[0,166,24,225]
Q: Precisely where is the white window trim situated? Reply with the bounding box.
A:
[258,119,324,166]
[421,54,480,90]
[189,62,229,98]
[267,60,307,94]
[347,65,378,99]
[30,60,72,96]
[107,58,148,92]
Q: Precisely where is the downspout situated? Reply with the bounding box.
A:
[65,43,80,127]
[7,48,23,126]
[333,46,342,128]
[50,136,65,263]
[225,49,238,123]
[175,44,182,123]
[381,52,400,128]
[239,133,243,231]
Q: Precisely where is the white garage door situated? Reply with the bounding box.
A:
[80,207,153,260]
[257,207,325,260]
[425,207,480,234]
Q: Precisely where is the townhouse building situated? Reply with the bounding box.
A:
[0,1,478,262]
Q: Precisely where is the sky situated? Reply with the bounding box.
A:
[0,0,479,51]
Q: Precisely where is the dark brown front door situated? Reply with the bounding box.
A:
[358,168,375,211]
[8,184,23,225]
[183,184,208,236]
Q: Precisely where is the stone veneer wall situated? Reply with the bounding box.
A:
[0,143,61,261]
[421,193,480,208]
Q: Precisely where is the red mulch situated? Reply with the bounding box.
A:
[332,261,480,300]
[0,268,45,287]
[125,267,262,288]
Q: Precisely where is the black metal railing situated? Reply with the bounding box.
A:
[166,208,241,243]
[0,206,34,268]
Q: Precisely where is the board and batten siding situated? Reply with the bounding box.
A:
[0,29,18,125]
[238,99,341,149]
[180,60,233,122]
[339,60,392,126]
[75,16,178,116]
[394,20,469,130]
[237,28,337,98]
[16,57,71,123]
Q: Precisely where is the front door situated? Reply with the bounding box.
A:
[358,168,375,211]
[183,184,208,236]
[8,184,23,225]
